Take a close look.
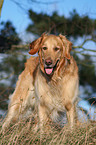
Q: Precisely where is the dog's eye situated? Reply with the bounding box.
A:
[42,47,47,50]
[54,47,59,51]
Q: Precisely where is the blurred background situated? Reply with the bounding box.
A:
[0,0,96,121]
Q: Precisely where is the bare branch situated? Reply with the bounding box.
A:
[10,0,28,14]
[72,50,96,57]
[81,48,96,53]
[82,38,96,45]
[73,38,96,49]
[0,72,14,81]
[72,38,96,56]
[28,0,63,5]
[11,44,29,50]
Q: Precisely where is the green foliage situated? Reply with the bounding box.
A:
[72,52,96,106]
[26,9,96,37]
[0,53,27,85]
[0,52,27,111]
[72,52,96,88]
[0,87,13,110]
[78,55,96,88]
[0,21,21,53]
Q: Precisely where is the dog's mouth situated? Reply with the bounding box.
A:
[44,59,59,76]
[44,67,53,75]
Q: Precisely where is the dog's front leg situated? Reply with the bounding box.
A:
[38,104,49,135]
[65,102,77,128]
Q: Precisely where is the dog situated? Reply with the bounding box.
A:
[2,33,79,131]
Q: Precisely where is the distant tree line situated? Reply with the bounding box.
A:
[26,9,96,38]
[0,21,21,53]
[1,9,96,53]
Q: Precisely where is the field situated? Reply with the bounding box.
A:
[0,118,96,145]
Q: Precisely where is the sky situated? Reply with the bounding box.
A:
[1,0,96,35]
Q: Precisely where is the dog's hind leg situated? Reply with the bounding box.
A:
[2,69,34,131]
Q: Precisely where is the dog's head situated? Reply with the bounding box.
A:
[29,33,72,76]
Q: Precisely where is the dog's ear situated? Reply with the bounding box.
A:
[59,34,72,59]
[29,33,46,55]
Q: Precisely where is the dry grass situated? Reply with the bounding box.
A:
[0,118,96,145]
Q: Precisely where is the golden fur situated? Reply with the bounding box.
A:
[2,34,79,131]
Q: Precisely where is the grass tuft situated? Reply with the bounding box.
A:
[0,118,96,145]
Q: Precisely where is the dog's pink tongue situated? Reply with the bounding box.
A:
[45,68,53,75]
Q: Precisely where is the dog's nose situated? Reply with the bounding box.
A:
[45,58,52,66]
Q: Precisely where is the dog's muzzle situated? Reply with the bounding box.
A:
[44,58,59,75]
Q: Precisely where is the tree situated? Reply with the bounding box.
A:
[26,9,96,37]
[0,52,27,112]
[0,21,21,53]
[78,55,96,87]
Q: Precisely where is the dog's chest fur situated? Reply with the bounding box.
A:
[34,69,71,111]
[33,56,79,114]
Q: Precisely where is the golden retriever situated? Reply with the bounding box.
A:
[2,33,79,131]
